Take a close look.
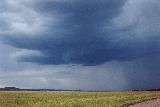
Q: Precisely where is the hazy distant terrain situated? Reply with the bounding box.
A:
[0,91,160,107]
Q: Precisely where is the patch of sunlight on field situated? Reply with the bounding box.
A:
[0,91,160,107]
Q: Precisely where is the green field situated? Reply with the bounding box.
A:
[0,91,160,107]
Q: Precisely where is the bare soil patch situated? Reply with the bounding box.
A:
[128,98,160,107]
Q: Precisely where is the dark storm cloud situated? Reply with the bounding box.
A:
[1,0,160,90]
[3,0,127,66]
[3,0,160,66]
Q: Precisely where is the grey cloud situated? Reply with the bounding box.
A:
[3,0,139,66]
[1,0,160,90]
[2,0,160,65]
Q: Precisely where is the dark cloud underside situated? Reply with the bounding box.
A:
[4,0,160,66]
[3,0,128,65]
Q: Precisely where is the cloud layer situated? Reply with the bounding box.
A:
[2,0,128,66]
[0,0,160,90]
[2,0,160,66]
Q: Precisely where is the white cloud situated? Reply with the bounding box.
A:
[37,77,49,84]
[0,84,6,88]
[10,49,43,59]
[0,0,53,36]
[112,0,160,40]
[0,60,128,90]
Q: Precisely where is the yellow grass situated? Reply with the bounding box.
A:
[0,91,160,107]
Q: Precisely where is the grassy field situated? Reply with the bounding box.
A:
[0,91,160,107]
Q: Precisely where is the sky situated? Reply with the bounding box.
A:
[0,0,160,90]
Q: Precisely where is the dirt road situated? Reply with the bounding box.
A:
[128,98,160,107]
